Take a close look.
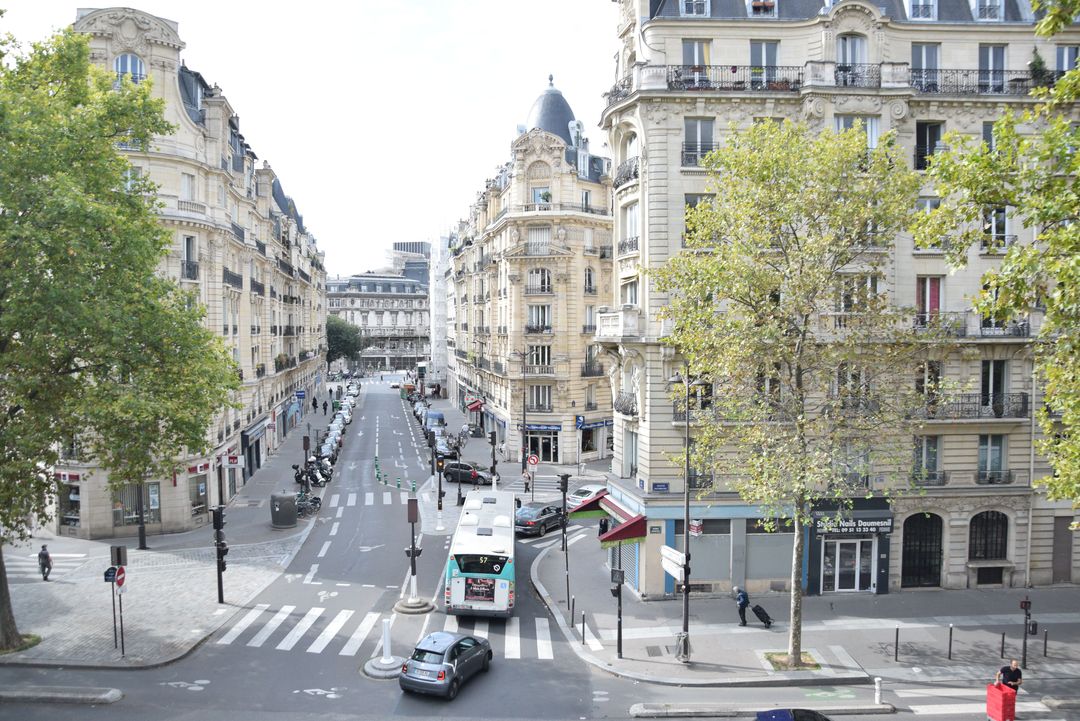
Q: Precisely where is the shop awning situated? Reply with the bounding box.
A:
[567,491,609,519]
[599,513,647,549]
[599,494,636,524]
[467,399,484,412]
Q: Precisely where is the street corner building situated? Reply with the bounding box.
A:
[589,0,1080,599]
[441,77,616,467]
[52,8,328,539]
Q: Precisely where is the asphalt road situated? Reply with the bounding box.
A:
[0,379,1077,721]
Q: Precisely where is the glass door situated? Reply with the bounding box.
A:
[822,538,877,592]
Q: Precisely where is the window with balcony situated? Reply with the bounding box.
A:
[584,267,596,294]
[913,436,942,483]
[621,279,639,306]
[683,118,715,166]
[981,359,1008,406]
[916,276,942,326]
[682,0,709,16]
[835,273,880,325]
[835,362,871,410]
[911,43,941,90]
[527,345,551,366]
[982,122,998,152]
[915,121,943,170]
[1057,45,1079,72]
[979,45,1006,91]
[836,34,868,85]
[835,115,879,149]
[750,0,776,17]
[114,53,145,82]
[181,172,196,201]
[621,202,640,255]
[527,304,551,332]
[527,268,552,294]
[527,226,552,255]
[528,384,552,411]
[750,41,779,87]
[977,0,1002,20]
[978,434,1006,482]
[584,304,595,333]
[982,206,1011,252]
[836,440,871,487]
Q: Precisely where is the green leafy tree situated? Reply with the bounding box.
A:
[0,26,239,650]
[654,121,933,667]
[326,314,367,371]
[912,0,1080,508]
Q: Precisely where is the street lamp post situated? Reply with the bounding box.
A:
[669,363,701,664]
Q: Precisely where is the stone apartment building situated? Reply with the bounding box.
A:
[447,80,615,465]
[327,273,430,372]
[53,8,327,539]
[595,0,1080,597]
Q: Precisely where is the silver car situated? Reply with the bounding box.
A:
[399,631,492,699]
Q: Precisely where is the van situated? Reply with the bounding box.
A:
[424,411,446,431]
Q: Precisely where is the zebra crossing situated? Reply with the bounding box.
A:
[893,684,1058,717]
[325,491,429,507]
[3,552,88,583]
[215,605,558,660]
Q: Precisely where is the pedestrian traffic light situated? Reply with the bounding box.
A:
[489,431,497,446]
[405,547,423,558]
[436,457,445,473]
[558,473,570,493]
[212,506,226,530]
[214,529,226,545]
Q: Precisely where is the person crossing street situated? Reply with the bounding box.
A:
[38,544,52,581]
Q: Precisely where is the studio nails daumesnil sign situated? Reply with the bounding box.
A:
[814,515,894,534]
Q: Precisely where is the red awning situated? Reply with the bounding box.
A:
[467,399,484,411]
[567,490,609,518]
[599,513,647,549]
[599,494,635,524]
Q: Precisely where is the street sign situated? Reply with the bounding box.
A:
[611,568,625,584]
[104,566,117,583]
[689,519,704,537]
[296,390,306,399]
[661,557,684,583]
[660,544,686,566]
[527,454,540,467]
[115,565,127,594]
[575,415,585,430]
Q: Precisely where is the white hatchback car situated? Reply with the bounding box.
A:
[567,484,607,509]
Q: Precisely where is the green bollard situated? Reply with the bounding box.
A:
[396,477,401,489]
[411,480,417,493]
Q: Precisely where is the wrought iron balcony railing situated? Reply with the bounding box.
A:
[912,470,949,486]
[912,392,1029,420]
[910,68,1059,95]
[581,363,604,377]
[525,285,554,295]
[524,324,553,334]
[682,142,720,167]
[526,404,553,413]
[618,236,640,256]
[250,278,265,296]
[222,268,243,289]
[614,157,640,188]
[614,391,638,417]
[604,75,633,109]
[180,260,199,281]
[834,64,881,88]
[526,365,554,375]
[981,234,1018,253]
[976,469,1014,485]
[582,324,597,334]
[667,65,803,92]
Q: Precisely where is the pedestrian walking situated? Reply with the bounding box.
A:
[312,397,318,412]
[521,471,531,493]
[598,517,609,537]
[996,659,1023,691]
[733,585,749,626]
[38,544,52,581]
[322,400,328,415]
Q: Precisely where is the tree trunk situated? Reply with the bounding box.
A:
[0,545,24,650]
[788,509,805,667]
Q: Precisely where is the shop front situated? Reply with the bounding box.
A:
[525,423,561,463]
[807,499,893,595]
[577,418,613,462]
[241,418,268,483]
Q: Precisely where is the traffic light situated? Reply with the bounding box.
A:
[436,456,445,473]
[217,543,229,572]
[214,529,226,545]
[405,547,423,558]
[212,506,226,530]
[489,431,497,446]
[558,473,570,493]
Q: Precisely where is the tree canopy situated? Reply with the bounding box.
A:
[913,0,1080,508]
[654,120,930,666]
[326,314,367,369]
[0,26,239,649]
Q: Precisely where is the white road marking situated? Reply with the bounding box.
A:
[302,564,320,585]
[336,583,350,587]
[329,522,339,537]
[583,620,603,651]
[329,494,340,508]
[365,492,374,505]
[217,604,268,645]
[383,492,392,505]
[422,493,430,503]
[347,493,357,507]
[473,619,489,638]
[535,617,554,659]
[910,702,1050,716]
[400,492,409,503]
[317,542,331,558]
[895,689,990,698]
[567,532,587,547]
[306,609,354,654]
[443,615,459,633]
[340,612,379,656]
[276,607,324,651]
[247,605,294,648]
[336,507,344,519]
[504,616,520,659]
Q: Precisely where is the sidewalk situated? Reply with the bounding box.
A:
[0,388,339,669]
[531,524,1080,691]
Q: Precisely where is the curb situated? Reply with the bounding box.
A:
[0,686,123,705]
[629,703,896,718]
[529,544,871,688]
[1043,696,1080,710]
[362,656,404,680]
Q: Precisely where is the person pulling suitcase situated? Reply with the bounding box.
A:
[734,585,773,628]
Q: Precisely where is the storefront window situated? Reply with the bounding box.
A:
[112,483,161,526]
[581,428,596,452]
[190,474,208,517]
[58,482,81,527]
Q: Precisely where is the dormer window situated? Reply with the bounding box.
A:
[977,0,1001,20]
[682,0,709,15]
[114,53,145,82]
[750,0,776,17]
[910,0,935,19]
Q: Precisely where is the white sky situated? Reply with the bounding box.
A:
[0,1,621,276]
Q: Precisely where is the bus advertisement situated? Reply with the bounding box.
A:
[444,490,516,617]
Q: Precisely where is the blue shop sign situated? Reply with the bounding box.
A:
[580,419,614,430]
[525,423,562,431]
[296,390,306,399]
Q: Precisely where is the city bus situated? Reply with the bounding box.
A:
[444,490,517,617]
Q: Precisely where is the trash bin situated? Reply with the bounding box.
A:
[271,491,297,529]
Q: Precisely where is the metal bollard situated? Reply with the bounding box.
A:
[1001,632,1006,659]
[581,612,586,644]
[571,595,575,625]
[874,677,883,705]
[895,626,900,662]
[1043,628,1048,657]
[948,623,953,661]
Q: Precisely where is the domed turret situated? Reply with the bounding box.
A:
[525,75,576,145]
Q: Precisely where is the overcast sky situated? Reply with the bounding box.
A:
[1,1,621,276]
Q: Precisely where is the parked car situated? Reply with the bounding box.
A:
[757,711,834,721]
[399,631,492,699]
[442,461,489,485]
[413,401,427,419]
[566,483,607,509]
[435,437,458,460]
[390,381,400,389]
[514,502,565,537]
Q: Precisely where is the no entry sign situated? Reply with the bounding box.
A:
[115,565,127,594]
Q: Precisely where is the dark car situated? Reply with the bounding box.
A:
[434,437,458,460]
[442,461,489,485]
[757,711,834,721]
[514,502,565,537]
[399,631,492,699]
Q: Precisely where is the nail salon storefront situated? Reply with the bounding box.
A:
[807,498,894,595]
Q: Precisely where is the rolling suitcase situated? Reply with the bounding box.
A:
[752,603,773,628]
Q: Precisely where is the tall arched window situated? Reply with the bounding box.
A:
[584,267,596,294]
[969,510,1008,560]
[527,268,552,294]
[114,54,146,82]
